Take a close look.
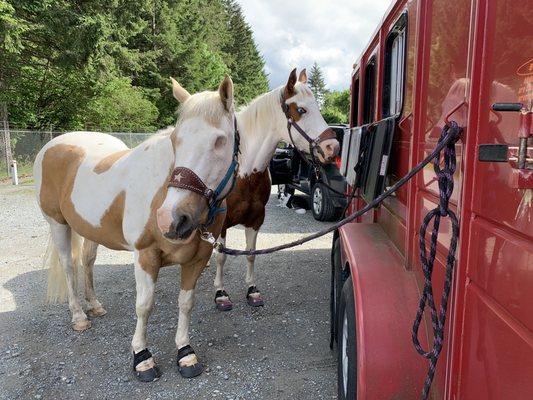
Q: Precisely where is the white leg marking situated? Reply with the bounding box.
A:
[131,252,156,354]
[245,227,259,289]
[214,236,227,291]
[175,289,198,367]
[49,220,89,330]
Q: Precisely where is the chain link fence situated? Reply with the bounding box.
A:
[0,128,153,183]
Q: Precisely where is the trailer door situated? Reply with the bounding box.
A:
[451,1,533,398]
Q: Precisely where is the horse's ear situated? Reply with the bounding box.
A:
[218,75,234,112]
[284,68,298,98]
[298,68,308,84]
[170,77,191,103]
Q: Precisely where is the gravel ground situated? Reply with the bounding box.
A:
[0,183,337,400]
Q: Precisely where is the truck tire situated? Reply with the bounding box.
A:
[311,183,336,221]
[330,236,345,349]
[338,276,357,400]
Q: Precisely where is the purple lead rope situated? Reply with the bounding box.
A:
[215,123,461,257]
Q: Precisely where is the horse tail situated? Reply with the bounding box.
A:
[45,229,84,303]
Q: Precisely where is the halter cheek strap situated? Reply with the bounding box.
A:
[280,95,337,161]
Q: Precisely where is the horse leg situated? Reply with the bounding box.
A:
[131,250,161,382]
[214,231,233,311]
[82,239,107,317]
[244,227,263,307]
[49,220,91,331]
[176,260,206,378]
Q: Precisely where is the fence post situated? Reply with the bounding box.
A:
[10,159,18,185]
[1,117,13,178]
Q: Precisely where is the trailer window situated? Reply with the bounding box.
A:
[351,75,360,126]
[383,13,407,117]
[363,58,376,124]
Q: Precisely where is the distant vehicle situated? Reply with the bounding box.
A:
[269,124,347,221]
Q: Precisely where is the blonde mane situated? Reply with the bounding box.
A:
[178,90,230,127]
[236,87,285,137]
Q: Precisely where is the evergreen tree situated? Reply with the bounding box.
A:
[308,62,328,107]
[1,0,269,131]
[222,0,269,105]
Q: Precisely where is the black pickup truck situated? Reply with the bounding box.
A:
[269,124,347,221]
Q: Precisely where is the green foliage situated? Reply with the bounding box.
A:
[308,62,328,107]
[222,0,269,105]
[1,0,269,131]
[321,90,350,124]
[85,77,159,132]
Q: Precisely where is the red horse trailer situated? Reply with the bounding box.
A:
[331,0,533,399]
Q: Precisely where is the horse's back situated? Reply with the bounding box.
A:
[35,132,129,205]
[34,132,131,247]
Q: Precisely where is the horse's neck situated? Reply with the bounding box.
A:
[236,89,287,177]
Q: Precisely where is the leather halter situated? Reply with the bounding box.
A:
[280,93,336,164]
[167,117,240,227]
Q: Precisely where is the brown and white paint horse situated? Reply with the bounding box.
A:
[214,68,340,310]
[34,76,237,382]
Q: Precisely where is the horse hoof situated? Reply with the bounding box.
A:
[247,295,264,307]
[215,290,233,311]
[246,286,264,307]
[134,366,161,382]
[177,345,203,378]
[178,362,204,378]
[133,348,160,382]
[72,319,92,331]
[87,306,107,317]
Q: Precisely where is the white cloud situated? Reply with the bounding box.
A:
[237,0,391,90]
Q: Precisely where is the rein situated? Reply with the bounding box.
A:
[167,117,240,229]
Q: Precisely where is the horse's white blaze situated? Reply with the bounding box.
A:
[176,289,194,352]
[132,253,156,353]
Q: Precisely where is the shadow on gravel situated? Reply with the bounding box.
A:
[0,246,337,400]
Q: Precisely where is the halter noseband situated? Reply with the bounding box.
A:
[280,93,337,164]
[167,117,240,228]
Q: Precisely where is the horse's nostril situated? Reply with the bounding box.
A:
[174,214,190,233]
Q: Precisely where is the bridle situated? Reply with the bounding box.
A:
[167,117,240,230]
[280,92,337,167]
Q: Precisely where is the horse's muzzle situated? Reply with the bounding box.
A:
[157,208,199,241]
[317,136,340,163]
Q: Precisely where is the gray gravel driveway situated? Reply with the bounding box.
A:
[0,184,337,400]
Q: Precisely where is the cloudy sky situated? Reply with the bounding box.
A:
[237,0,391,91]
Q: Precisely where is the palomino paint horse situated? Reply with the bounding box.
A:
[34,76,237,382]
[214,68,340,310]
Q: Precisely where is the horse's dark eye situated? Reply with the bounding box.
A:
[297,107,307,115]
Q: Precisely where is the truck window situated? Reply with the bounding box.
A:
[351,75,360,126]
[363,58,376,124]
[383,13,407,117]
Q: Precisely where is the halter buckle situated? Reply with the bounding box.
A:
[200,229,216,245]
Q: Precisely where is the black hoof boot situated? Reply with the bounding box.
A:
[177,345,204,378]
[133,348,161,382]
